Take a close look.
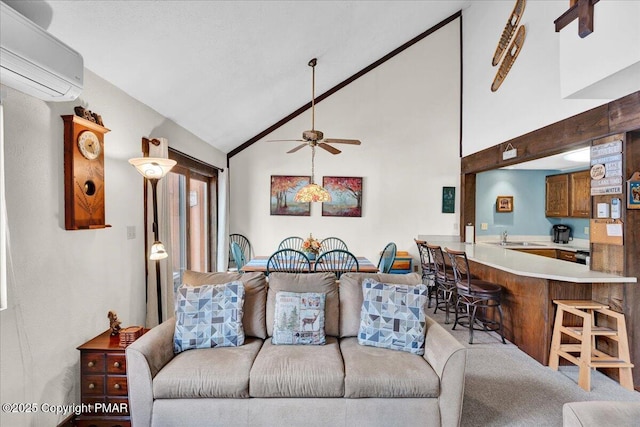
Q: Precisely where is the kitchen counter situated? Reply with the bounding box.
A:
[427,240,635,284]
[417,236,636,365]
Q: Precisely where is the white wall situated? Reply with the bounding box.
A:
[462,1,640,156]
[229,19,461,264]
[0,70,225,427]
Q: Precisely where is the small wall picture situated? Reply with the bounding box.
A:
[628,173,640,209]
[270,175,311,216]
[442,186,455,213]
[496,195,513,212]
[322,176,363,217]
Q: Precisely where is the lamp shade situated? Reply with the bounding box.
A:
[129,157,176,179]
[150,241,168,260]
[294,183,332,202]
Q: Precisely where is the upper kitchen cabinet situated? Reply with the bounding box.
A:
[546,174,569,217]
[545,170,590,218]
[568,170,591,217]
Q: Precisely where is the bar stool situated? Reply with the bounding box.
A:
[426,243,457,324]
[549,300,634,392]
[445,248,506,344]
[414,239,436,307]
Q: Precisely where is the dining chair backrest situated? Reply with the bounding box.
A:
[425,243,450,282]
[314,249,359,279]
[320,237,348,253]
[377,242,397,273]
[229,234,251,268]
[415,239,435,277]
[278,236,304,251]
[231,241,246,271]
[444,248,472,292]
[266,249,311,274]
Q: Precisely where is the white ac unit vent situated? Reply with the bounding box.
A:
[0,3,83,101]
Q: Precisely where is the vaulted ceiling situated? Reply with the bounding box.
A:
[5,0,470,153]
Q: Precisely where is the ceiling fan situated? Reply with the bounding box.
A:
[269,58,362,155]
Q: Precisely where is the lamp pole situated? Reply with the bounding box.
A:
[149,177,163,325]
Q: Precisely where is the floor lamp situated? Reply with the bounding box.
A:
[129,157,176,325]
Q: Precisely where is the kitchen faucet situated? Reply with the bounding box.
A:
[502,230,508,245]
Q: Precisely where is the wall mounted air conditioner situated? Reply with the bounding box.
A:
[0,2,83,101]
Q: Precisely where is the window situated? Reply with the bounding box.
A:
[167,149,219,289]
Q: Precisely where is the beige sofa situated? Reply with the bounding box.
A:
[126,271,467,427]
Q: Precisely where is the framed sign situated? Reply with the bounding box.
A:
[628,172,640,210]
[496,195,513,212]
[442,187,455,213]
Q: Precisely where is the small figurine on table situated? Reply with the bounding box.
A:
[108,311,122,336]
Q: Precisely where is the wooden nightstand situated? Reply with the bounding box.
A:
[75,330,132,427]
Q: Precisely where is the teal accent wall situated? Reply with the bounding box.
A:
[475,169,589,240]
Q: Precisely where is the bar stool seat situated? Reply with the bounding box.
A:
[445,248,506,344]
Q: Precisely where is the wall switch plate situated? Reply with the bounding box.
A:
[584,226,589,235]
[481,223,488,230]
[127,226,136,240]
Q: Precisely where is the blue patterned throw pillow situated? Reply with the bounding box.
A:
[358,279,428,354]
[272,291,326,345]
[174,281,245,353]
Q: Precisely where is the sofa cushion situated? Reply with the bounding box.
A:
[154,337,263,398]
[340,337,439,398]
[358,278,428,355]
[339,272,422,337]
[266,272,339,337]
[183,270,267,339]
[174,281,245,353]
[272,291,326,345]
[249,337,344,397]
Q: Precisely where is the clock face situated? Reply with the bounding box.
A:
[78,130,101,160]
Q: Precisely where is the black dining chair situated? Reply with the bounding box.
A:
[314,249,359,279]
[277,236,304,251]
[229,233,251,269]
[266,249,311,274]
[426,243,457,324]
[415,239,436,308]
[319,237,348,254]
[377,242,397,274]
[445,247,506,344]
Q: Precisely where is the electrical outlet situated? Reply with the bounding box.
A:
[584,226,589,235]
[481,223,488,230]
[453,223,458,230]
[127,226,136,240]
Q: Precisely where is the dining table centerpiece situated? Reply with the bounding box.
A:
[301,233,321,261]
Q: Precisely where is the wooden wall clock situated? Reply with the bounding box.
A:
[62,114,111,230]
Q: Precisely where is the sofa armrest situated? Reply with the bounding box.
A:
[423,316,466,427]
[126,317,176,427]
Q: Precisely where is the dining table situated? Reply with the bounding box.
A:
[241,255,379,274]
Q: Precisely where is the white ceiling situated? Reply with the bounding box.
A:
[5,0,471,154]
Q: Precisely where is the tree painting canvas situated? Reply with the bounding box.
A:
[322,176,363,217]
[270,175,311,216]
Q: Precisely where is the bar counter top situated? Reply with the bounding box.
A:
[418,238,636,284]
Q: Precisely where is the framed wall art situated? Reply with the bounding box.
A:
[496,195,513,212]
[270,175,311,216]
[628,172,640,209]
[442,187,455,213]
[322,176,363,217]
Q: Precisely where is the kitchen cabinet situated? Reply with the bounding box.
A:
[568,170,591,217]
[513,248,558,258]
[545,174,569,217]
[545,170,590,218]
[557,250,577,262]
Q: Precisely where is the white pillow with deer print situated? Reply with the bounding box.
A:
[272,291,326,345]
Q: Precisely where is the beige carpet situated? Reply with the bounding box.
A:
[428,307,640,426]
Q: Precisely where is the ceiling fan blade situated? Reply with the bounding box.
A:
[267,139,305,142]
[323,138,361,145]
[318,143,341,155]
[287,143,308,153]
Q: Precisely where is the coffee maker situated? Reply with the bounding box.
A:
[552,224,571,244]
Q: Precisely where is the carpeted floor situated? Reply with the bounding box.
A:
[428,307,640,426]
